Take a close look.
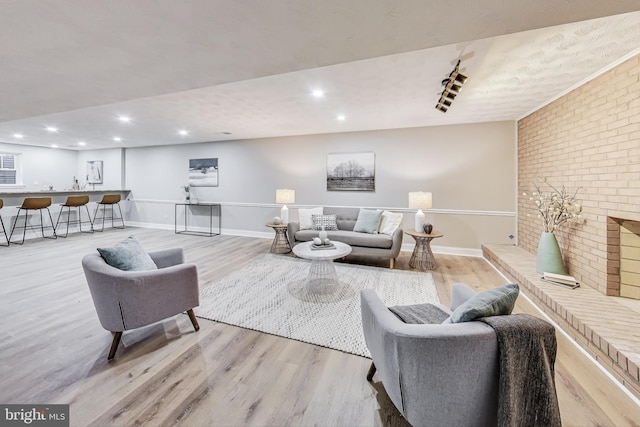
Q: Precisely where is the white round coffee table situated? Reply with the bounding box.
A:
[291,241,352,300]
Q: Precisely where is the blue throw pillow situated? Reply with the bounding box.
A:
[442,283,519,323]
[97,235,158,271]
[353,208,383,234]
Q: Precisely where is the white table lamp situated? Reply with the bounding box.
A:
[276,189,295,223]
[408,192,432,232]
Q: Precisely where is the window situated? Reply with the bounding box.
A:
[0,153,20,186]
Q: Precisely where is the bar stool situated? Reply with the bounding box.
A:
[55,195,93,237]
[93,194,125,232]
[9,197,57,244]
[0,199,9,246]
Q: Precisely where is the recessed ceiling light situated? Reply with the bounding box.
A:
[337,115,346,121]
[12,133,24,138]
[78,141,86,146]
[46,126,59,133]
[50,144,58,148]
[113,137,122,142]
[117,116,131,123]
[312,90,325,98]
[178,129,189,136]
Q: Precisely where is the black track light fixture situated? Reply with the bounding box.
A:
[435,60,468,113]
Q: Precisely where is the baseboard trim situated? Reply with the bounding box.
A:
[400,242,483,257]
[126,221,273,239]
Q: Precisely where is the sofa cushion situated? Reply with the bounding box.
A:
[443,283,520,324]
[379,210,403,235]
[312,214,338,231]
[97,235,158,271]
[298,207,323,230]
[324,207,359,231]
[295,229,393,249]
[353,208,383,234]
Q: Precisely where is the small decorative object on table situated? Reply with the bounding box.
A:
[525,178,583,275]
[181,185,191,203]
[311,241,335,250]
[312,231,334,249]
[422,223,433,234]
[273,216,282,225]
[318,226,328,244]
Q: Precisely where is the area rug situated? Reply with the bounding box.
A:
[195,253,439,357]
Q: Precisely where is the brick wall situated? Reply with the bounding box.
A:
[518,55,640,295]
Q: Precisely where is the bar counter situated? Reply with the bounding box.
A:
[0,189,130,207]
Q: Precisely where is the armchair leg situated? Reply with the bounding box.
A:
[187,309,200,331]
[390,258,395,269]
[108,331,123,360]
[366,362,377,381]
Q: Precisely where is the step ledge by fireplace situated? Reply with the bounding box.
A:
[483,243,640,399]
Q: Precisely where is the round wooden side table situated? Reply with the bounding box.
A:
[265,222,292,254]
[404,229,444,270]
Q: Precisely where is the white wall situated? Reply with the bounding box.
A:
[76,148,124,190]
[2,122,517,251]
[0,144,127,238]
[0,142,78,191]
[125,121,517,252]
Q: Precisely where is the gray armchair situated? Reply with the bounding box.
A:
[360,285,499,427]
[82,248,200,360]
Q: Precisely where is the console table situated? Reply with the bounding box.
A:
[175,203,221,237]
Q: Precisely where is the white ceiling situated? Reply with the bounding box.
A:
[0,1,639,150]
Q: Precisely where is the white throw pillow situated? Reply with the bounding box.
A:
[298,207,324,230]
[379,210,403,235]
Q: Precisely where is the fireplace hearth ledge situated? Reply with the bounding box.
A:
[483,243,640,400]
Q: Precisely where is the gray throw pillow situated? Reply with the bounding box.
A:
[97,235,158,271]
[442,283,520,324]
[353,208,383,234]
[312,214,338,231]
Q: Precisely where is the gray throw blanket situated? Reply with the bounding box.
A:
[480,314,562,427]
[388,303,450,324]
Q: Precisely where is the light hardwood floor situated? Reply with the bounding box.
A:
[1,228,639,426]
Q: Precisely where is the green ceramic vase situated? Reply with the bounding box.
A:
[536,232,566,274]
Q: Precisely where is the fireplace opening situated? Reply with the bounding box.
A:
[608,217,640,299]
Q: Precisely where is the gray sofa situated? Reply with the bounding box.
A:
[287,207,403,268]
[360,284,499,426]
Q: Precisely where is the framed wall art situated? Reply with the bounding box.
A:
[327,152,375,191]
[86,160,103,184]
[189,158,218,187]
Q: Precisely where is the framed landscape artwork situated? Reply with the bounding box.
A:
[86,160,103,184]
[189,158,218,187]
[327,152,375,191]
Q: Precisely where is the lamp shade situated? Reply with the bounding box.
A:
[408,192,432,210]
[276,189,295,204]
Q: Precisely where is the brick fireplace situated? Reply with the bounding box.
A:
[518,54,640,297]
[507,54,640,399]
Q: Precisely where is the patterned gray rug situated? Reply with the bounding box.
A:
[195,253,439,357]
